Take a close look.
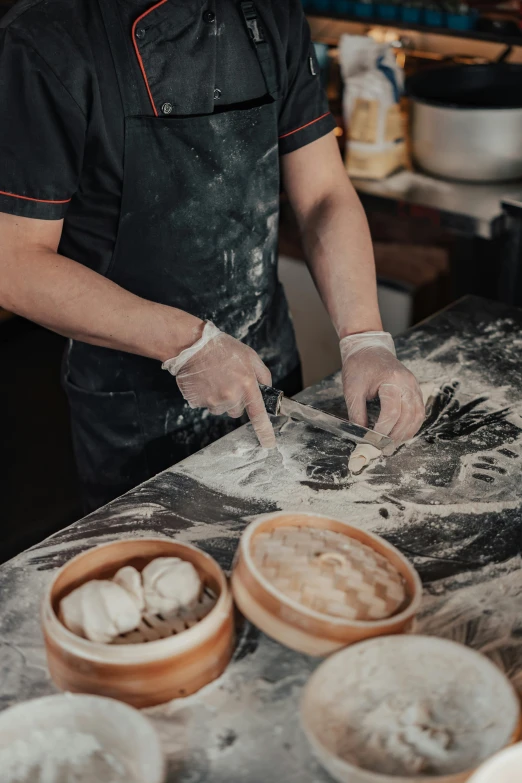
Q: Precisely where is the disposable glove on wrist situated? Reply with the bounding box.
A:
[340,331,425,445]
[162,322,276,449]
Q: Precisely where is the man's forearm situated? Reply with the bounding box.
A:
[283,135,425,441]
[1,245,204,362]
[282,133,382,338]
[297,178,382,339]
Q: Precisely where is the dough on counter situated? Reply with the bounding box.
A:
[113,565,145,612]
[349,444,382,475]
[348,382,440,475]
[59,580,141,643]
[142,557,202,615]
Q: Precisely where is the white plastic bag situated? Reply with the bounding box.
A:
[340,35,406,179]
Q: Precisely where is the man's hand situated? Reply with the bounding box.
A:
[340,332,425,445]
[163,322,276,449]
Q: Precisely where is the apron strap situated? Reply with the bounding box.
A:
[97,0,150,117]
[240,1,280,101]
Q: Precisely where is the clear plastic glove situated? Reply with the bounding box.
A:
[340,331,425,445]
[162,322,276,449]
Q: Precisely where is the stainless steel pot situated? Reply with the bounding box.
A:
[408,64,522,183]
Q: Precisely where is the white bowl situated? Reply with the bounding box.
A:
[301,635,520,783]
[0,693,165,783]
[468,743,522,783]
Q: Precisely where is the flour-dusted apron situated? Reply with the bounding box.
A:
[64,0,300,510]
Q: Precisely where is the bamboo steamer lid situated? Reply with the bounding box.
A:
[41,538,235,708]
[231,513,422,656]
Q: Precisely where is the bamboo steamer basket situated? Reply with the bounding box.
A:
[231,512,422,656]
[42,538,235,708]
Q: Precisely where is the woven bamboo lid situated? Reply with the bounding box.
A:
[232,513,422,656]
[251,525,407,622]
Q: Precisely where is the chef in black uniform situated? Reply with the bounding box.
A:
[0,0,425,511]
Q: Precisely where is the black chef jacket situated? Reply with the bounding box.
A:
[0,0,335,282]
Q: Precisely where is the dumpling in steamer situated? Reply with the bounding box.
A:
[113,565,145,612]
[142,557,202,615]
[59,580,142,643]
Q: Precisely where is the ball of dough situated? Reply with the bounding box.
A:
[59,580,141,643]
[348,444,382,475]
[113,565,145,612]
[142,557,201,615]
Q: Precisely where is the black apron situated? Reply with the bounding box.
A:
[64,0,300,512]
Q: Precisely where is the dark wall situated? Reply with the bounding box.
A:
[1,318,81,563]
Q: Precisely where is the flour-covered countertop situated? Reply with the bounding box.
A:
[1,296,521,782]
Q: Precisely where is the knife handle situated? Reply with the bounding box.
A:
[259,384,284,416]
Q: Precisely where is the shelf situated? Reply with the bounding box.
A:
[352,170,522,239]
[307,10,522,47]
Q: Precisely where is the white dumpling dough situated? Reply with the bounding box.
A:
[349,443,382,475]
[59,580,141,643]
[113,565,145,612]
[349,382,439,475]
[142,557,201,615]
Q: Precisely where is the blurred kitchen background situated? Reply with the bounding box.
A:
[2,0,522,558]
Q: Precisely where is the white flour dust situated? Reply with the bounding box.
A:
[177,324,522,537]
[351,701,453,775]
[145,632,318,783]
[0,727,126,783]
[418,557,522,693]
[178,401,384,523]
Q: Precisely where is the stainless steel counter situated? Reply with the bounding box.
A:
[353,169,522,239]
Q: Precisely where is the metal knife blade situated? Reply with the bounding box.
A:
[260,385,392,451]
